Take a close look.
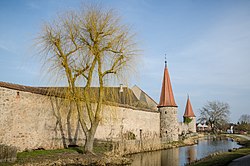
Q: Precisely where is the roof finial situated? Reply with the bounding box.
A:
[165,54,167,68]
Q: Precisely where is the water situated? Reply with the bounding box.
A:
[129,138,242,166]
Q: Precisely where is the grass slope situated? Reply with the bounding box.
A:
[190,139,250,166]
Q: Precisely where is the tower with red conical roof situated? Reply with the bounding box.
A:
[158,60,179,142]
[183,95,196,133]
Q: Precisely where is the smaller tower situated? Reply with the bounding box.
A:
[183,95,196,133]
[158,60,179,142]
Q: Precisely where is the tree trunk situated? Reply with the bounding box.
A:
[211,123,217,134]
[84,121,99,153]
[84,132,95,153]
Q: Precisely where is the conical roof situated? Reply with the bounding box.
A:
[183,96,195,117]
[158,65,177,107]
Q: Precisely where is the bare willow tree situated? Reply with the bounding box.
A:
[198,101,230,133]
[37,6,138,153]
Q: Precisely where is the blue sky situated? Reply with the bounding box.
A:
[0,0,250,122]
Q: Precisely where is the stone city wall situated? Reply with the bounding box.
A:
[178,122,189,135]
[0,86,160,151]
[178,117,196,135]
[187,117,196,133]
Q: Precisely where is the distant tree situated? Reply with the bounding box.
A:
[239,114,250,124]
[37,6,138,153]
[198,101,230,133]
[236,122,250,133]
[236,114,250,133]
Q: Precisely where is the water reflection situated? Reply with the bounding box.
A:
[130,139,241,166]
[131,151,161,166]
[161,148,179,166]
[185,146,196,163]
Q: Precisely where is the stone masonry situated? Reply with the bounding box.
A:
[0,86,160,151]
[187,117,196,133]
[159,107,179,142]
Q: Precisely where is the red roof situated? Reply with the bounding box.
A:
[158,66,177,107]
[183,96,195,117]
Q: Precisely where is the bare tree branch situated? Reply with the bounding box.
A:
[37,6,138,153]
[198,101,230,133]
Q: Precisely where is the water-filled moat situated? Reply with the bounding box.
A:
[130,138,242,166]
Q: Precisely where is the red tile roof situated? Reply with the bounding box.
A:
[158,66,177,107]
[0,81,156,112]
[183,96,195,117]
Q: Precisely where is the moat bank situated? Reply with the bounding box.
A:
[7,134,245,166]
[1,135,200,166]
[190,135,250,166]
[0,134,217,166]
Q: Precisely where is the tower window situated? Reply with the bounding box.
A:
[165,111,167,114]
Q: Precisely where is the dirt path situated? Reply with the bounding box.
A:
[227,135,250,166]
[228,154,250,166]
[235,134,250,140]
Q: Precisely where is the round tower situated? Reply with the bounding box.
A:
[183,95,196,133]
[158,61,179,142]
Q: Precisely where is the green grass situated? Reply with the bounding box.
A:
[16,147,82,160]
[11,142,111,164]
[0,144,110,165]
[1,147,83,166]
[16,141,112,160]
[190,140,250,166]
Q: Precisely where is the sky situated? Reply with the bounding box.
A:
[0,0,250,123]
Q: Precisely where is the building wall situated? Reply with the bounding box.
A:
[0,87,160,151]
[96,105,160,141]
[178,122,189,135]
[0,87,62,151]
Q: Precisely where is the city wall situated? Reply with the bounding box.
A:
[0,86,160,152]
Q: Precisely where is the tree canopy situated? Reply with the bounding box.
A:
[198,101,230,133]
[236,114,250,132]
[37,6,138,153]
[239,114,250,124]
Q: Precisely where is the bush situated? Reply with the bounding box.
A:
[184,117,193,124]
[124,131,136,140]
